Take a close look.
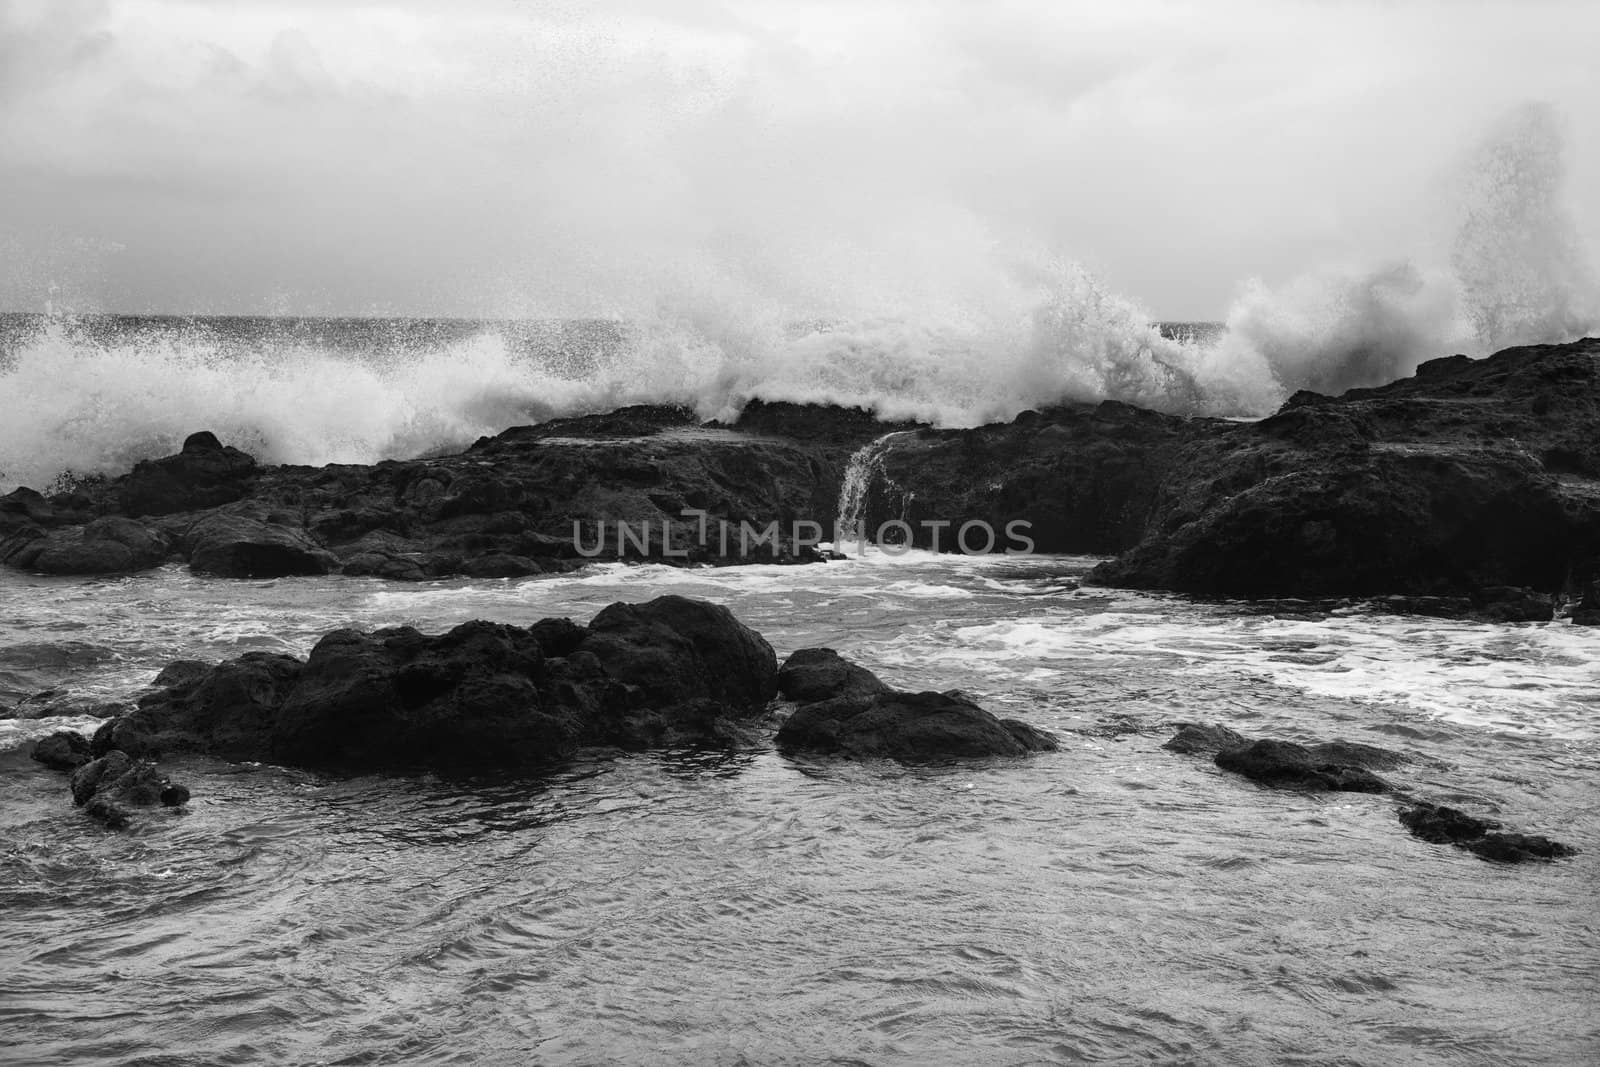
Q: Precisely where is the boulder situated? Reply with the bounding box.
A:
[580,596,778,709]
[1399,802,1577,863]
[97,597,784,773]
[186,514,337,578]
[6,517,171,575]
[1162,725,1576,866]
[1162,722,1249,755]
[32,730,93,770]
[270,621,576,768]
[776,688,1059,760]
[776,647,891,703]
[117,432,258,517]
[98,651,305,760]
[1083,340,1600,599]
[1212,738,1390,792]
[68,750,190,828]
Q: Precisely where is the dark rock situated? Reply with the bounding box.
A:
[68,750,189,828]
[1399,802,1577,863]
[5,340,1598,600]
[152,660,211,689]
[270,621,571,768]
[1162,722,1249,755]
[458,553,542,579]
[32,730,92,770]
[186,514,336,578]
[528,617,587,658]
[1213,739,1390,792]
[118,436,258,517]
[1473,586,1555,623]
[1083,339,1600,598]
[182,431,223,452]
[1571,580,1600,625]
[22,517,171,575]
[1305,739,1410,770]
[777,688,1057,761]
[101,597,782,773]
[5,690,128,721]
[777,648,891,704]
[98,652,305,760]
[580,596,777,710]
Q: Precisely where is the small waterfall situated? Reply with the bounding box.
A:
[836,431,909,539]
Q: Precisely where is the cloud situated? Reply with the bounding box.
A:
[1,0,1596,318]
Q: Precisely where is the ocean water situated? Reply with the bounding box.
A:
[2,552,1597,1065]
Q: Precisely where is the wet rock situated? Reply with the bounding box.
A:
[528,617,587,658]
[1164,725,1575,865]
[458,553,543,579]
[8,517,171,575]
[32,730,92,770]
[777,688,1058,761]
[1162,722,1249,755]
[5,339,1598,599]
[104,597,781,772]
[3,689,128,720]
[773,648,1057,761]
[1572,580,1600,626]
[117,433,258,517]
[98,652,305,760]
[579,596,778,710]
[1213,739,1390,792]
[152,660,211,689]
[270,620,571,767]
[776,647,891,704]
[186,514,337,578]
[1399,802,1577,863]
[1472,586,1555,623]
[1305,739,1410,771]
[69,750,189,828]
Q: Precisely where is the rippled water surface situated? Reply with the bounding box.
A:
[2,553,1597,1065]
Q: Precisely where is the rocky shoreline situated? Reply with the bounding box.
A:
[0,338,1595,616]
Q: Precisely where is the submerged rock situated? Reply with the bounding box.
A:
[773,647,1057,761]
[1163,724,1577,865]
[1162,722,1249,756]
[1399,802,1577,864]
[68,750,190,828]
[1212,739,1390,792]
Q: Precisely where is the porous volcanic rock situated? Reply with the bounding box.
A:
[97,595,777,773]
[774,647,1057,760]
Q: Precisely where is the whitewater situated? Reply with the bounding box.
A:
[1,103,1596,495]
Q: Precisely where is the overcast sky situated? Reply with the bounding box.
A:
[2,0,1596,320]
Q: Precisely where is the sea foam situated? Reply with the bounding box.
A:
[2,108,1594,494]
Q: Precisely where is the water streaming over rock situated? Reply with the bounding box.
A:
[835,432,914,542]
